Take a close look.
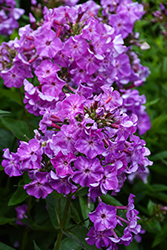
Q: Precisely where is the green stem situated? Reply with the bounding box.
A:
[54,196,71,250]
[18,88,33,138]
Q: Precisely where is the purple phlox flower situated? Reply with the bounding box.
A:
[99,165,118,194]
[9,7,25,20]
[114,54,132,84]
[134,228,145,243]
[49,170,77,195]
[75,83,93,99]
[72,156,104,187]
[69,62,89,85]
[100,0,119,11]
[86,227,113,249]
[89,163,119,198]
[89,202,117,231]
[76,48,103,75]
[63,0,79,7]
[119,227,133,246]
[51,151,76,177]
[51,122,79,154]
[17,139,43,171]
[1,65,25,88]
[1,148,22,177]
[112,172,126,194]
[116,2,144,24]
[93,35,109,55]
[75,129,105,159]
[39,108,62,133]
[62,35,88,59]
[34,29,62,58]
[54,50,70,68]
[23,79,41,116]
[137,110,151,135]
[41,73,66,98]
[35,60,60,83]
[125,193,141,234]
[61,94,86,120]
[101,85,123,111]
[15,204,28,226]
[128,166,150,184]
[125,135,153,174]
[29,13,36,23]
[109,13,133,39]
[81,2,100,21]
[106,28,126,57]
[24,172,53,199]
[117,114,138,140]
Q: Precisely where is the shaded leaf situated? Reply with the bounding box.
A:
[33,241,41,250]
[0,217,15,226]
[62,225,99,250]
[150,151,167,161]
[152,223,167,247]
[8,180,28,206]
[59,237,80,250]
[46,194,59,229]
[1,117,33,141]
[125,240,139,250]
[0,110,10,115]
[79,197,94,227]
[0,242,15,250]
[70,202,81,224]
[101,194,123,206]
[0,89,21,105]
[0,165,4,171]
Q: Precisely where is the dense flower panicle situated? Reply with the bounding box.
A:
[0,0,152,249]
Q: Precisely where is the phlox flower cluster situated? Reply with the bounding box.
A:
[1,0,153,249]
[0,0,24,36]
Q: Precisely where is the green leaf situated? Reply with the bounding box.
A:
[33,241,41,250]
[0,217,15,225]
[70,202,81,224]
[62,225,99,250]
[151,184,167,192]
[8,180,28,206]
[144,219,161,234]
[0,117,33,141]
[145,98,159,107]
[59,237,80,250]
[0,110,10,115]
[152,223,167,247]
[147,200,156,216]
[75,187,89,197]
[125,240,139,250]
[0,89,22,105]
[79,197,94,227]
[46,194,60,229]
[101,194,123,206]
[0,165,4,171]
[0,128,14,151]
[0,242,15,250]
[146,191,167,203]
[150,151,167,161]
[46,193,70,230]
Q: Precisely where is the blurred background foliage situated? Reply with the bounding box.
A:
[0,0,167,249]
